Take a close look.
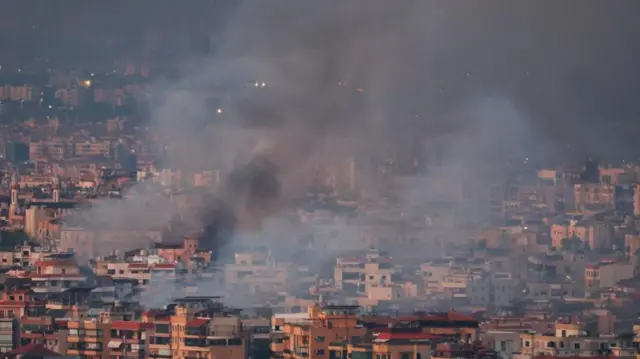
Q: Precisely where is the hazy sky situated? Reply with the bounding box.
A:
[1,1,640,157]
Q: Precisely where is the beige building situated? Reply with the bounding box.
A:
[519,322,620,356]
[224,252,291,294]
[585,260,635,295]
[60,227,163,259]
[279,305,366,359]
[146,301,247,359]
[573,183,616,211]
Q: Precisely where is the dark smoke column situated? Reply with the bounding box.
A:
[199,154,281,255]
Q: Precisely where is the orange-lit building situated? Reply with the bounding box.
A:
[66,315,153,358]
[360,311,479,342]
[66,319,111,357]
[329,332,438,359]
[280,305,367,359]
[146,298,247,359]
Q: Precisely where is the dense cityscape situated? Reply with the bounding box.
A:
[0,1,640,359]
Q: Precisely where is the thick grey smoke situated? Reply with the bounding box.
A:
[61,1,640,305]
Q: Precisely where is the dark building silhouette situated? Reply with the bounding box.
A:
[580,158,600,183]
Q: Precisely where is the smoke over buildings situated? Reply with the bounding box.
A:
[59,1,640,302]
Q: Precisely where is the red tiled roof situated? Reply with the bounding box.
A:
[20,332,58,340]
[6,343,62,356]
[0,300,29,307]
[445,311,475,322]
[128,263,149,269]
[398,312,475,323]
[35,260,77,267]
[152,263,175,269]
[111,320,153,331]
[187,318,210,327]
[375,332,440,340]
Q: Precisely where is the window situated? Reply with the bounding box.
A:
[315,336,325,343]
[154,324,169,334]
[574,343,580,349]
[524,341,531,347]
[316,349,325,356]
[401,353,411,359]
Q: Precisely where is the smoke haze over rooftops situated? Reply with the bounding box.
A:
[52,1,640,278]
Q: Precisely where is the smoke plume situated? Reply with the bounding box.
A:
[58,0,640,305]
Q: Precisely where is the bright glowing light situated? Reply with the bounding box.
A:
[216,108,223,114]
[82,80,92,88]
[261,82,266,87]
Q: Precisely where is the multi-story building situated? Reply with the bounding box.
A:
[334,249,395,293]
[66,318,111,357]
[0,245,49,268]
[0,318,17,354]
[106,319,153,358]
[329,332,438,359]
[573,183,617,211]
[280,305,367,359]
[585,260,635,295]
[467,272,517,308]
[146,298,247,359]
[29,139,71,161]
[73,139,113,159]
[60,227,163,260]
[18,315,66,353]
[518,322,621,357]
[27,258,87,294]
[225,252,291,294]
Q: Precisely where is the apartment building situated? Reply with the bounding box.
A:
[281,305,367,359]
[334,249,395,292]
[92,259,177,287]
[146,298,247,359]
[225,252,291,294]
[585,260,635,295]
[60,227,163,260]
[518,322,621,356]
[74,139,113,158]
[0,289,44,319]
[420,259,485,297]
[29,140,71,161]
[467,272,517,308]
[328,332,437,359]
[107,319,153,358]
[0,245,49,268]
[66,318,111,357]
[18,315,66,353]
[573,183,617,211]
[27,258,87,294]
[0,318,17,354]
